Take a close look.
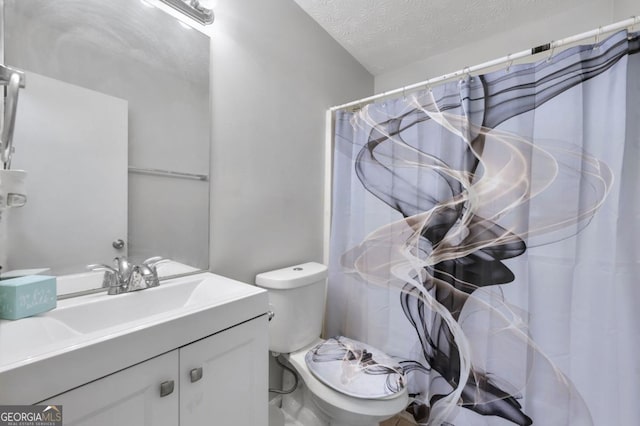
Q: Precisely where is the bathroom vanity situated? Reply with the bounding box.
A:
[0,272,269,426]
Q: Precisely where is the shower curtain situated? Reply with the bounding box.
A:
[327,30,639,426]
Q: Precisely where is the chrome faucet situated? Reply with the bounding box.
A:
[87,256,169,295]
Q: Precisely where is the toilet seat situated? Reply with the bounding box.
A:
[286,339,409,419]
[305,336,405,399]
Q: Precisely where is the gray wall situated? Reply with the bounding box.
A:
[209,0,373,284]
[614,0,639,19]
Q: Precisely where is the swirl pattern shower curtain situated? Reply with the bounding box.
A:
[327,31,640,426]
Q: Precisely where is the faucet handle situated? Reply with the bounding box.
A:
[87,263,116,273]
[87,263,120,293]
[142,256,170,268]
[139,256,170,288]
[143,257,171,279]
[138,264,160,288]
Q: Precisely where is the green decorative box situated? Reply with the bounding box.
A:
[0,275,57,320]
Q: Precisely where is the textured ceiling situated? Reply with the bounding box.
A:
[294,0,586,75]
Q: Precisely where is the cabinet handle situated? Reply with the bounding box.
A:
[160,380,175,397]
[190,367,203,383]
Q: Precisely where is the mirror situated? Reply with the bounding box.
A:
[1,0,211,285]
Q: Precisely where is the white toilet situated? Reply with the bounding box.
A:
[256,262,408,426]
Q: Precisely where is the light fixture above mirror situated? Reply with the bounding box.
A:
[158,0,214,26]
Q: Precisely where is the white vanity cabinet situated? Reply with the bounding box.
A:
[41,351,179,426]
[180,316,268,425]
[0,272,269,424]
[41,316,268,426]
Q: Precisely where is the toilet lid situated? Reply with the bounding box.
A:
[304,336,405,399]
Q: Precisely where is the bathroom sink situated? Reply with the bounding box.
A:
[0,272,268,404]
[50,275,231,334]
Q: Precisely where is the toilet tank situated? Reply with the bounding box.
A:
[255,262,328,354]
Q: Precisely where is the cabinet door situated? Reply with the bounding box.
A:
[41,351,179,426]
[180,316,268,426]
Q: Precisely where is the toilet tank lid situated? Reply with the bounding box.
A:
[255,262,327,289]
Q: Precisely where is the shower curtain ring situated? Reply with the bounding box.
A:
[460,66,471,83]
[546,43,556,62]
[593,26,602,50]
[505,54,513,73]
[425,82,433,97]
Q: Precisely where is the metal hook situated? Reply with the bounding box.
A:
[505,54,513,73]
[627,16,639,39]
[459,66,471,84]
[425,82,433,97]
[593,26,602,50]
[546,43,556,62]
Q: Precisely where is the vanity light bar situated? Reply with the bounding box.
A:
[158,0,214,26]
[128,166,209,181]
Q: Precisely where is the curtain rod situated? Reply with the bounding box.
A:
[329,16,640,112]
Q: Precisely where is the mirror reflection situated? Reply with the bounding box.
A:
[1,0,211,287]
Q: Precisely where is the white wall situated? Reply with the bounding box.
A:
[614,0,640,19]
[209,0,373,284]
[375,1,615,92]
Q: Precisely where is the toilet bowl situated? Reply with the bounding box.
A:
[256,262,409,426]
